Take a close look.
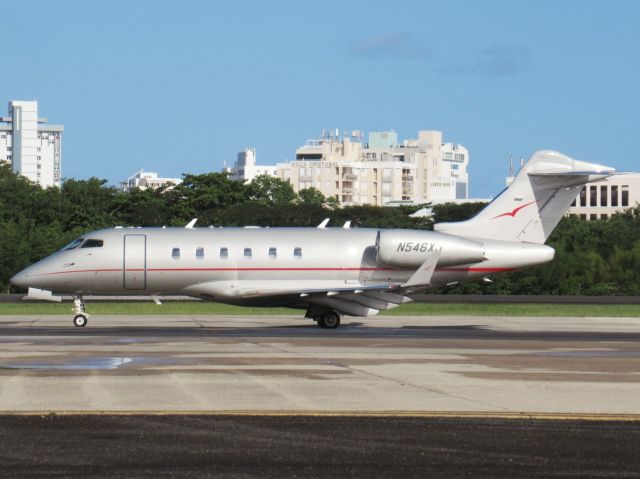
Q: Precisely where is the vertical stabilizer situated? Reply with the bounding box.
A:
[434,150,614,244]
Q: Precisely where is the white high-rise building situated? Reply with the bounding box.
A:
[226,148,277,182]
[0,100,63,187]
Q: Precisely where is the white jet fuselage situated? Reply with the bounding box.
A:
[12,227,553,306]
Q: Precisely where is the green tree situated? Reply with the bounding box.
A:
[246,175,298,206]
[167,172,247,223]
[297,187,326,207]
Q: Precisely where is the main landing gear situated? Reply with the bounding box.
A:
[73,295,89,327]
[306,309,341,329]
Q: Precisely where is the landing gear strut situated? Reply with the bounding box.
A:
[73,295,89,327]
[306,309,341,329]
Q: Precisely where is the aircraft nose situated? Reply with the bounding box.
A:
[10,269,30,289]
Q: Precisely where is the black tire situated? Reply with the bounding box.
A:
[73,315,87,328]
[316,318,327,328]
[322,312,340,329]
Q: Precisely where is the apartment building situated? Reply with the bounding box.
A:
[0,100,63,187]
[277,129,468,206]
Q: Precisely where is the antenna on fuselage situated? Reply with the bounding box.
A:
[317,218,330,229]
[185,218,198,229]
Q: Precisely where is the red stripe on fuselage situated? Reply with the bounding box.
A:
[36,266,514,276]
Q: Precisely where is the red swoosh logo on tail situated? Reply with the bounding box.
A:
[492,200,538,219]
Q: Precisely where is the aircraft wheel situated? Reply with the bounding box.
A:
[73,314,88,328]
[321,312,340,329]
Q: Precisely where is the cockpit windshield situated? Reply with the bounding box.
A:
[81,239,104,248]
[61,238,84,251]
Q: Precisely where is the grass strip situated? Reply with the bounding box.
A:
[0,302,638,317]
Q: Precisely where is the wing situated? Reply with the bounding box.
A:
[184,254,439,317]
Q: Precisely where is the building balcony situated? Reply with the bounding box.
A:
[343,173,358,180]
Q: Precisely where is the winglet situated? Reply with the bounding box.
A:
[317,218,330,229]
[403,252,440,288]
[185,218,198,229]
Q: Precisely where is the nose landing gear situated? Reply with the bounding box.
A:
[73,296,89,327]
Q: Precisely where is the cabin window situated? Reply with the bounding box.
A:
[622,186,629,207]
[244,247,252,258]
[81,239,103,248]
[220,247,228,259]
[196,247,205,259]
[269,247,277,258]
[172,247,180,259]
[293,247,302,258]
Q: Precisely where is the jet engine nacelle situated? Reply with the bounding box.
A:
[376,230,486,268]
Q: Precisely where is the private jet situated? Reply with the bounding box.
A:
[11,150,614,328]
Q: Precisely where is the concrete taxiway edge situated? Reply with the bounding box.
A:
[3,410,640,421]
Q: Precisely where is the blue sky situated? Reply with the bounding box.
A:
[4,0,639,197]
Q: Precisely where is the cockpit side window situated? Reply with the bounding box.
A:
[62,238,84,251]
[81,239,104,248]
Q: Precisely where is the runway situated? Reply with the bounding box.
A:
[2,314,640,477]
[0,314,639,414]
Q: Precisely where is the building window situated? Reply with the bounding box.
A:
[293,247,302,258]
[220,247,228,258]
[622,186,629,207]
[196,247,205,259]
[600,185,608,207]
[589,185,597,207]
[244,247,252,258]
[578,187,586,207]
[172,248,180,259]
[580,214,587,219]
[590,214,598,221]
[268,247,277,258]
[611,186,618,206]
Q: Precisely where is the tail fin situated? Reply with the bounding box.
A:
[434,150,614,244]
